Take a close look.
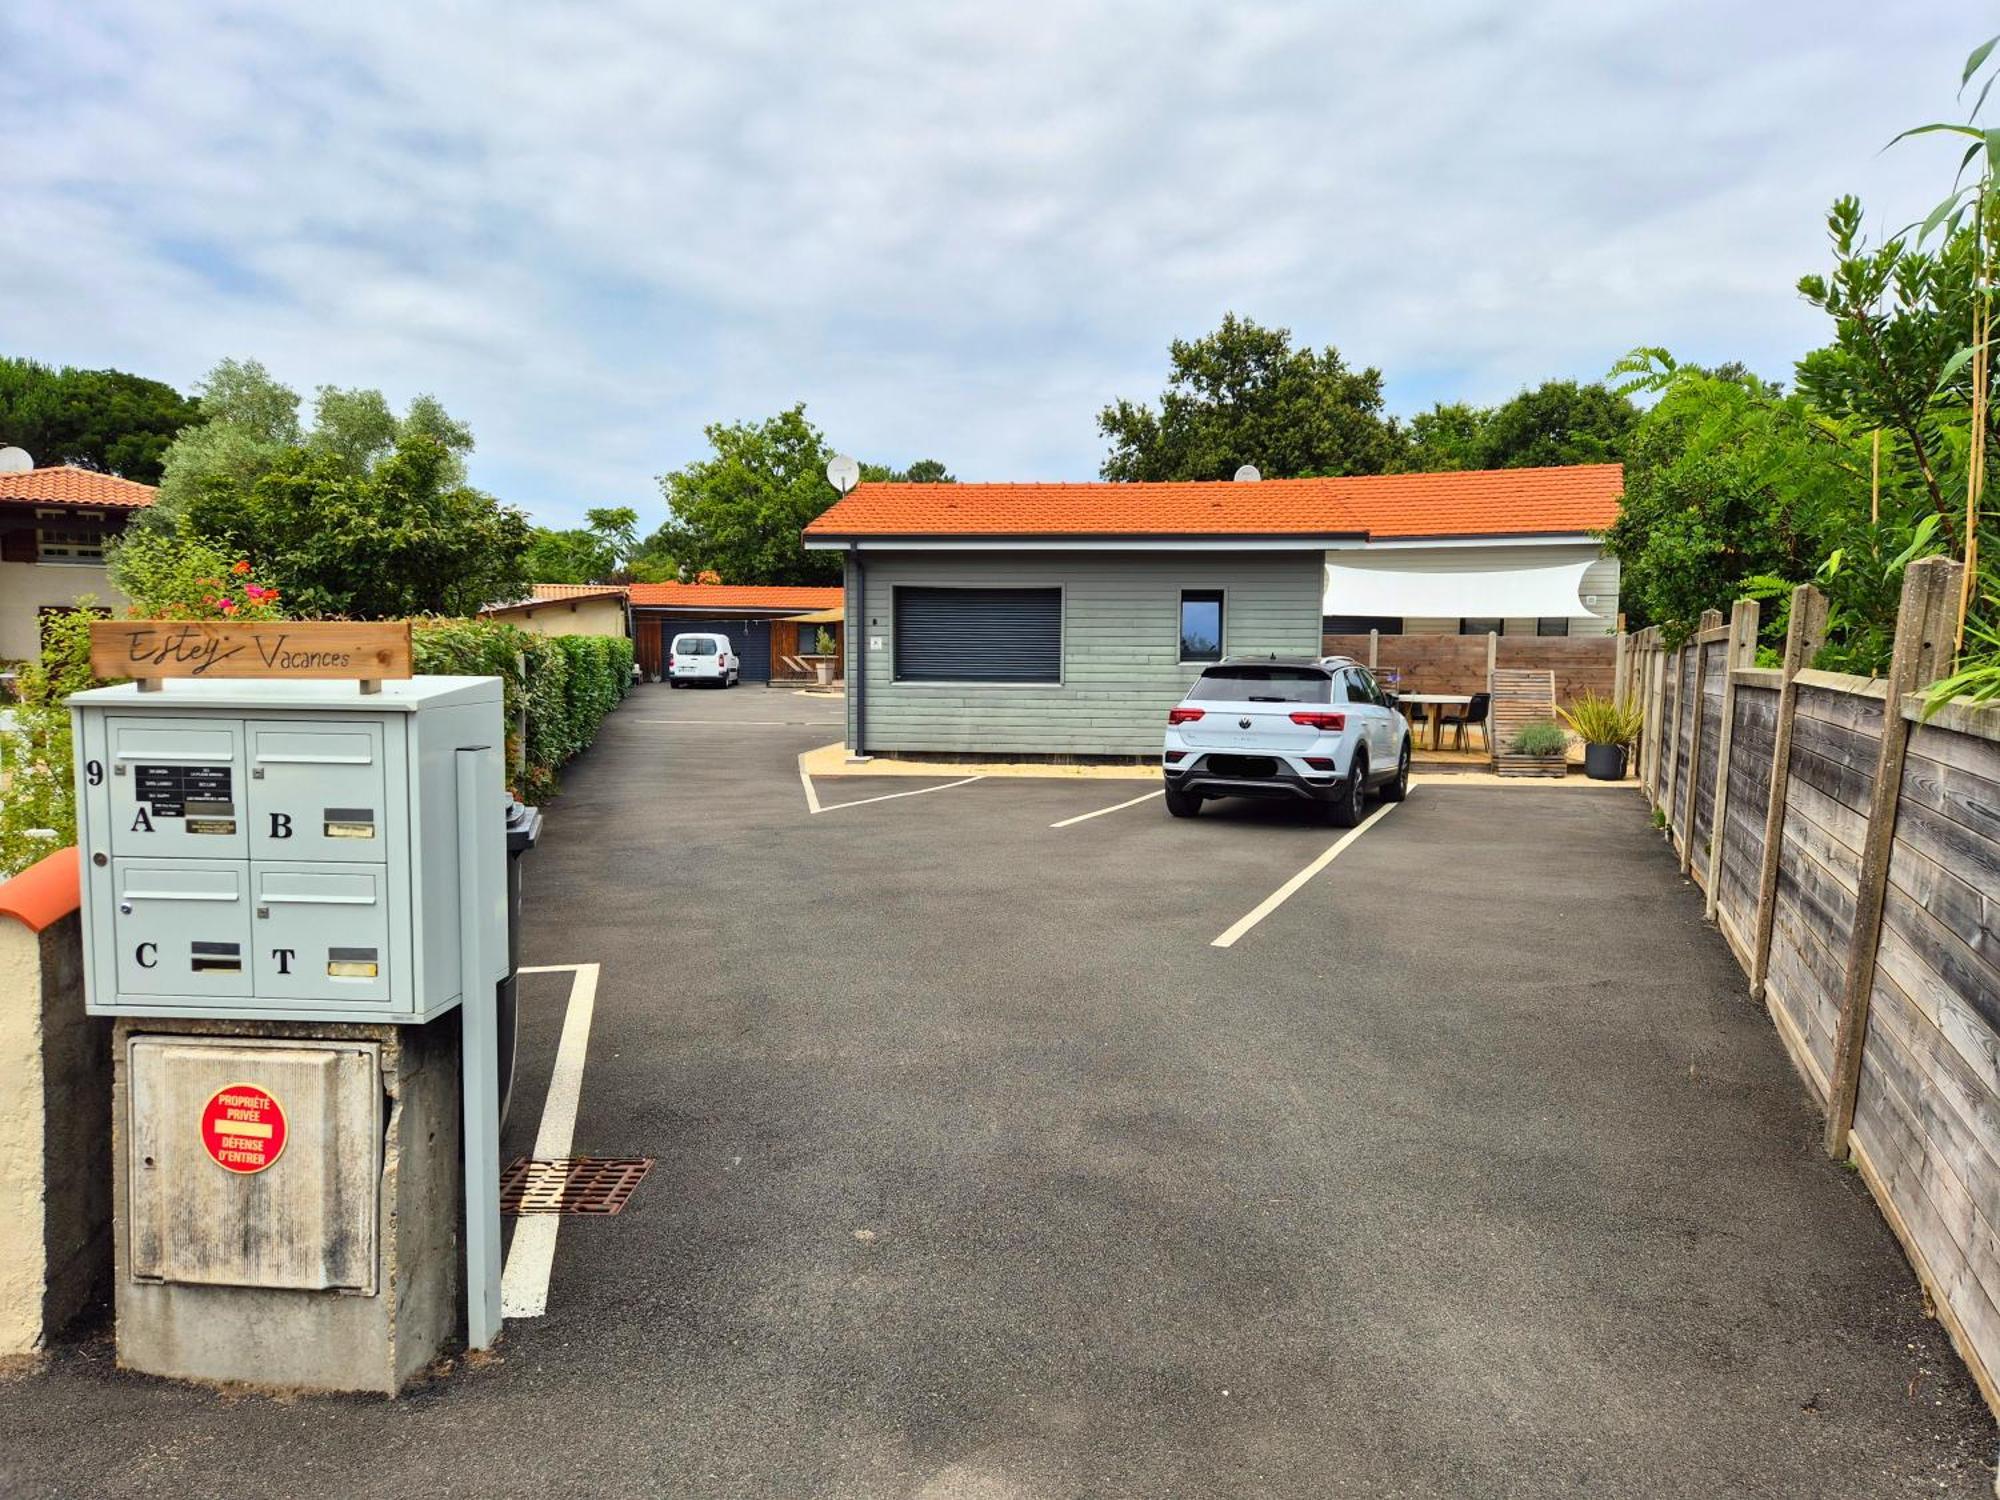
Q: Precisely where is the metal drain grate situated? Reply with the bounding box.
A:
[500,1157,653,1215]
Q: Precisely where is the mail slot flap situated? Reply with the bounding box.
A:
[113,726,238,764]
[119,864,245,903]
[256,869,379,907]
[252,729,377,766]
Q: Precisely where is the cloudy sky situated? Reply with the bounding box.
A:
[2,3,1978,526]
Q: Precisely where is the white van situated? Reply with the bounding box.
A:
[667,633,739,688]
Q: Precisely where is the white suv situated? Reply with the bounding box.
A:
[1162,657,1410,824]
[667,632,739,688]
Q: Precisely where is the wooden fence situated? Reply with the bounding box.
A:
[1631,557,2000,1418]
[1323,632,1617,705]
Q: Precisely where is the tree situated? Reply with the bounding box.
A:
[1398,381,1636,473]
[651,405,842,584]
[1399,401,1491,472]
[1795,194,1977,551]
[1097,314,1403,480]
[152,360,475,522]
[124,431,530,618]
[0,356,204,482]
[1601,361,1850,641]
[1474,380,1636,469]
[860,458,956,484]
[523,505,644,584]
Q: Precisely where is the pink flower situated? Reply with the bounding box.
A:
[244,584,268,600]
[219,598,238,614]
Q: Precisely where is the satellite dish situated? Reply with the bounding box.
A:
[1233,464,1261,483]
[826,454,860,494]
[0,447,33,474]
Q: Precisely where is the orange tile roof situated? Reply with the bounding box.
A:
[0,846,81,934]
[803,464,1622,542]
[531,583,630,600]
[0,465,156,509]
[628,583,843,611]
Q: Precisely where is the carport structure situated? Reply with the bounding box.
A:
[629,581,844,683]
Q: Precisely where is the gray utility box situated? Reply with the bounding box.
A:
[69,676,509,1391]
[70,677,508,1024]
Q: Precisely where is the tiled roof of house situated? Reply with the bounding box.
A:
[481,584,630,618]
[0,465,157,509]
[802,464,1623,542]
[627,583,844,611]
[531,583,630,600]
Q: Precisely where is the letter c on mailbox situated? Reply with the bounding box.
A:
[135,942,158,969]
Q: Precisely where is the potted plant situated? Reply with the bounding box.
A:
[811,626,839,689]
[1557,692,1643,781]
[1497,719,1570,777]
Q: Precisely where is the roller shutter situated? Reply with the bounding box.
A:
[893,587,1061,683]
[664,618,771,680]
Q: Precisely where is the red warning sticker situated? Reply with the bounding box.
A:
[200,1083,288,1174]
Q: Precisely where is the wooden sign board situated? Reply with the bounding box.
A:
[91,620,414,689]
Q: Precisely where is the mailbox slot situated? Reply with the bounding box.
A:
[112,860,254,997]
[107,718,248,859]
[252,864,392,1006]
[247,722,388,864]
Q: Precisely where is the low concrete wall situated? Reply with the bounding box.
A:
[0,848,112,1356]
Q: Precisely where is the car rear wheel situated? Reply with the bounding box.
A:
[1379,740,1411,803]
[1326,758,1366,827]
[1163,784,1203,818]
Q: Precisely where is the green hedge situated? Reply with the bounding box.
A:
[410,619,631,802]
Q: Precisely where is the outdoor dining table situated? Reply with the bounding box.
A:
[1394,692,1474,751]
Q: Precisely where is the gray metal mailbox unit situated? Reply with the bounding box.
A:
[70,675,509,1394]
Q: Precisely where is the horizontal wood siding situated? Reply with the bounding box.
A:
[1688,640,1725,887]
[1850,721,2000,1386]
[1713,682,1775,959]
[1669,649,1696,844]
[853,552,1322,755]
[1634,586,2000,1413]
[1320,632,1616,703]
[1763,684,1882,1097]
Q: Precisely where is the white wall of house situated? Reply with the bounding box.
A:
[0,561,127,662]
[1324,542,1620,637]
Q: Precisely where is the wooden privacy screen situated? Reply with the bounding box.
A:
[1630,558,2000,1419]
[1324,632,1616,703]
[90,621,413,685]
[1486,668,1557,755]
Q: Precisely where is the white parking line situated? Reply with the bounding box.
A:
[1050,789,1164,828]
[500,962,601,1320]
[631,719,832,726]
[1210,798,1405,949]
[795,752,987,816]
[813,775,985,814]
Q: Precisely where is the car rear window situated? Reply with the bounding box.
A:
[1190,665,1332,703]
[673,636,719,655]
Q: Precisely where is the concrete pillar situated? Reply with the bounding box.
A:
[0,848,113,1357]
[111,1013,465,1394]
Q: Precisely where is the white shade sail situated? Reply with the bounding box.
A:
[1324,555,1596,618]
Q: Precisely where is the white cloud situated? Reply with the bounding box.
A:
[0,0,1978,523]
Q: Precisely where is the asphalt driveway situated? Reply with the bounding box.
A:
[2,682,1993,1498]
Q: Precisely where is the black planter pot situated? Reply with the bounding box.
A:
[1584,742,1628,781]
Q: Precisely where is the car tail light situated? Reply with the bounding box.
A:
[1289,711,1346,731]
[1167,707,1205,725]
[1304,756,1336,771]
[1163,750,1185,763]
[668,654,676,667]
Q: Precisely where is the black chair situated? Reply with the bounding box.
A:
[1439,692,1491,752]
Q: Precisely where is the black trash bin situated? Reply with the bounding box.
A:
[497,797,543,1128]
